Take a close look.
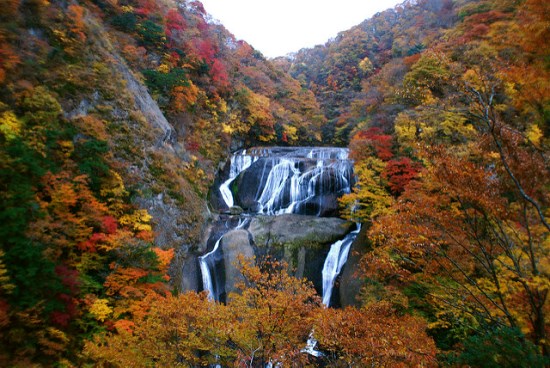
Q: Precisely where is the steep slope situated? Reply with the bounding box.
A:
[287,0,550,361]
[0,0,325,364]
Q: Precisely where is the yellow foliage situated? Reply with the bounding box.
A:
[359,56,374,73]
[157,64,170,73]
[339,157,393,222]
[526,124,543,147]
[395,108,475,148]
[58,140,74,158]
[119,209,152,232]
[0,109,22,141]
[462,68,483,89]
[221,123,234,134]
[395,112,419,145]
[0,250,14,294]
[100,171,128,213]
[38,327,70,357]
[89,298,112,322]
[283,124,298,142]
[153,248,174,270]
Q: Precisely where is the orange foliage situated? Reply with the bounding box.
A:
[67,5,86,42]
[0,33,19,83]
[170,82,199,111]
[28,172,108,258]
[315,303,437,367]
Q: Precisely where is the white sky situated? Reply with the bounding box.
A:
[200,0,403,58]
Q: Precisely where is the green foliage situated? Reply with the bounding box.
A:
[143,67,188,94]
[111,243,160,271]
[137,20,166,47]
[451,327,548,368]
[111,12,137,32]
[20,86,63,127]
[72,138,110,192]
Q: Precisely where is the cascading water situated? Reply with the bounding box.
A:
[198,216,250,302]
[199,237,222,301]
[321,224,361,306]
[219,150,258,208]
[217,147,354,216]
[202,147,358,306]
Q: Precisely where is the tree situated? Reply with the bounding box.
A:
[85,257,320,367]
[369,142,549,356]
[225,257,320,367]
[315,303,437,367]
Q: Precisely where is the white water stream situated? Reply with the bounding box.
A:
[219,147,353,216]
[321,225,361,306]
[199,237,222,300]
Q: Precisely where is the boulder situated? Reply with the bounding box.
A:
[248,214,353,249]
[248,214,353,294]
[176,254,200,294]
[339,226,370,307]
[221,230,254,298]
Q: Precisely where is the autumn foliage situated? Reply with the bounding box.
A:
[0,0,549,366]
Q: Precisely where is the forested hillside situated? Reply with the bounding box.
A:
[278,0,549,364]
[0,0,548,366]
[0,0,324,364]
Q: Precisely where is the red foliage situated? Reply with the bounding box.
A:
[135,0,160,17]
[195,39,216,62]
[191,1,206,15]
[55,265,80,294]
[196,18,208,32]
[382,157,421,195]
[51,311,72,327]
[350,127,394,162]
[210,59,229,88]
[78,232,107,252]
[186,139,200,151]
[51,294,78,327]
[167,51,181,66]
[102,216,118,234]
[403,53,421,67]
[165,9,186,38]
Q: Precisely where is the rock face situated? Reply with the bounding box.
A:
[248,214,353,249]
[221,230,254,298]
[339,227,370,307]
[196,214,354,299]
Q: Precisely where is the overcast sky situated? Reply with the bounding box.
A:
[199,0,403,58]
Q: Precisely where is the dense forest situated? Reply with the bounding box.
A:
[0,0,548,366]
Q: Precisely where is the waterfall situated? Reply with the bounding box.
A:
[219,150,258,208]
[199,237,223,301]
[321,224,361,306]
[204,147,358,306]
[218,147,354,216]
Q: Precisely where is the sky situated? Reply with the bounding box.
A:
[199,0,404,58]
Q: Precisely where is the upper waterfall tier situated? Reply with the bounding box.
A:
[215,147,354,217]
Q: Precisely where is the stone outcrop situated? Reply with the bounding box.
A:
[203,214,354,297]
[221,230,254,298]
[248,214,353,249]
[339,226,370,307]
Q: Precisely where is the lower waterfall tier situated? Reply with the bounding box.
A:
[184,214,357,303]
